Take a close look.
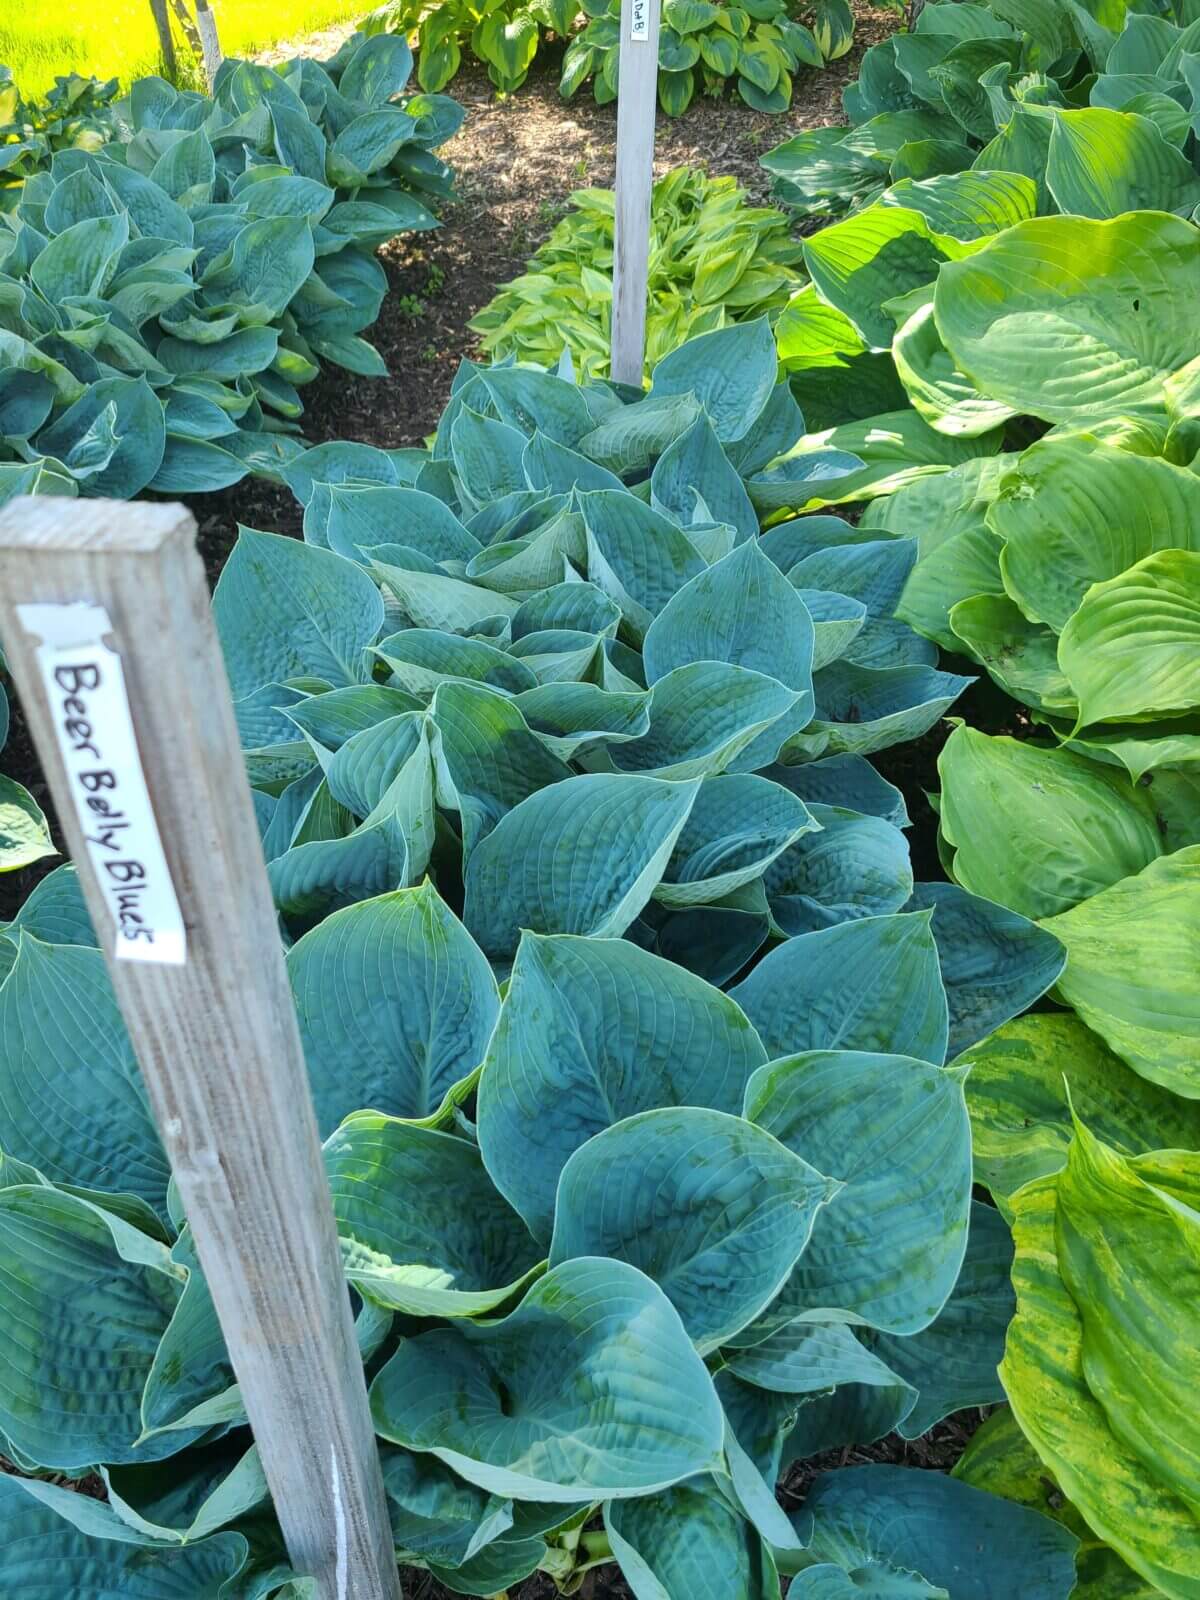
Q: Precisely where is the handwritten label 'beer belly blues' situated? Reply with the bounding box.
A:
[17,601,186,966]
[630,0,649,38]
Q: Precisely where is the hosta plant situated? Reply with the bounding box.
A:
[364,0,582,94]
[0,648,54,873]
[0,35,463,504]
[562,0,842,116]
[470,167,805,379]
[0,69,121,202]
[762,0,1200,220]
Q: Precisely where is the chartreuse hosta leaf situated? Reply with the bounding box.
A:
[961,1013,1200,1209]
[785,1464,1078,1598]
[1003,1148,1200,1598]
[370,1256,724,1500]
[287,882,499,1135]
[1039,847,1200,1095]
[326,1111,543,1317]
[938,727,1164,920]
[0,776,55,874]
[744,1049,971,1336]
[550,1107,836,1352]
[478,933,767,1240]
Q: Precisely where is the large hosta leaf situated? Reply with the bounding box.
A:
[744,1050,971,1335]
[477,933,767,1241]
[370,1257,724,1499]
[653,774,817,906]
[1057,549,1200,727]
[762,805,913,935]
[287,883,499,1134]
[961,1012,1200,1208]
[1003,1169,1200,1598]
[938,727,1163,919]
[0,936,169,1216]
[729,912,949,1064]
[610,663,801,781]
[550,1107,834,1352]
[462,772,699,959]
[791,661,971,760]
[326,1111,543,1317]
[1045,107,1200,219]
[648,318,780,444]
[1038,847,1200,1095]
[607,1478,781,1600]
[934,211,1200,426]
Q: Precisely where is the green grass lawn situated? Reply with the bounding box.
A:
[1,0,374,93]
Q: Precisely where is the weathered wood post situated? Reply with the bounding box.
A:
[0,498,400,1600]
[610,0,663,385]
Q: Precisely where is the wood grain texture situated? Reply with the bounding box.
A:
[610,0,662,387]
[0,497,400,1600]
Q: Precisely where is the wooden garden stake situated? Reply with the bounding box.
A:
[0,498,400,1600]
[610,0,663,385]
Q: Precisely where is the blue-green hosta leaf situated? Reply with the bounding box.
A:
[29,211,130,302]
[730,912,948,1064]
[323,711,426,816]
[790,1465,1078,1600]
[0,937,169,1216]
[371,557,519,634]
[960,1012,1200,1210]
[326,1112,542,1317]
[381,1445,514,1568]
[725,1316,911,1402]
[370,1257,724,1499]
[450,407,529,507]
[606,1478,781,1600]
[462,772,699,960]
[0,1476,257,1599]
[785,1380,920,1466]
[634,881,773,990]
[287,882,498,1135]
[787,536,917,618]
[513,682,651,760]
[581,490,706,643]
[789,661,972,760]
[745,1050,972,1335]
[1046,107,1200,218]
[0,865,94,947]
[101,1440,268,1544]
[649,413,758,541]
[140,1230,240,1440]
[522,432,626,498]
[36,376,166,499]
[611,663,801,781]
[764,754,909,828]
[905,881,1065,1058]
[201,215,315,325]
[310,485,481,564]
[550,1108,835,1352]
[641,540,815,694]
[935,211,1200,426]
[867,1199,1013,1437]
[373,631,532,697]
[579,392,704,479]
[1039,847,1200,1096]
[0,1186,194,1469]
[477,933,767,1241]
[649,318,779,443]
[282,684,420,754]
[482,366,593,447]
[763,804,913,935]
[215,528,384,701]
[937,727,1163,920]
[654,774,817,906]
[511,580,621,640]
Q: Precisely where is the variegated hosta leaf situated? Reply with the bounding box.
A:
[606,1478,781,1600]
[550,1107,835,1352]
[287,882,499,1135]
[326,1111,543,1316]
[476,933,767,1242]
[370,1257,724,1500]
[744,1050,972,1335]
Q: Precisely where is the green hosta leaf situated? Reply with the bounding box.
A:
[905,881,1065,1058]
[550,1107,834,1351]
[948,593,1074,714]
[326,1111,542,1317]
[790,1465,1078,1599]
[961,1012,1200,1209]
[880,169,1037,240]
[370,1256,724,1499]
[729,912,949,1064]
[990,437,1200,632]
[287,882,499,1135]
[762,804,912,936]
[0,936,169,1216]
[476,933,767,1242]
[867,1200,1013,1437]
[606,1478,781,1600]
[654,773,817,906]
[780,413,1000,508]
[1046,107,1200,218]
[649,318,779,443]
[215,529,383,702]
[938,727,1164,919]
[1058,550,1200,727]
[0,776,55,872]
[0,1186,192,1469]
[463,773,698,959]
[745,1049,971,1335]
[893,297,1017,437]
[1039,847,1200,1095]
[935,212,1200,426]
[1003,1170,1200,1599]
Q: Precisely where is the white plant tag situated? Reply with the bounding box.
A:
[630,0,650,38]
[17,601,187,965]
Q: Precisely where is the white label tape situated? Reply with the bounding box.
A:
[630,0,650,38]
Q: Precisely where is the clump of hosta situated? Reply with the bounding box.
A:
[470,167,805,381]
[0,34,462,506]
